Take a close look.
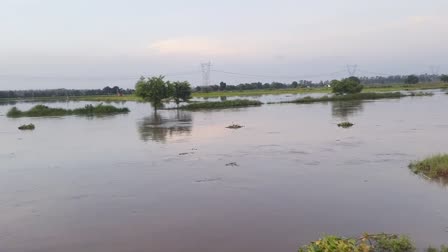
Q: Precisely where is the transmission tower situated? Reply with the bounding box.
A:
[346,64,358,76]
[201,61,211,86]
[429,65,440,75]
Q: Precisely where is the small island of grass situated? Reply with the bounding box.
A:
[290,92,406,104]
[298,233,417,252]
[179,99,262,110]
[337,122,354,128]
[409,154,448,179]
[18,123,35,130]
[226,124,244,129]
[7,104,130,118]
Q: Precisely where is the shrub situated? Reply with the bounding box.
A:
[332,76,364,95]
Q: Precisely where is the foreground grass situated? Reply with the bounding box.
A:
[409,154,448,179]
[298,233,416,252]
[7,104,130,117]
[178,99,262,110]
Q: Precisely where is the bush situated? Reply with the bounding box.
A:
[332,76,364,95]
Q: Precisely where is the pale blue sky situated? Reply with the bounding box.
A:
[1,0,448,89]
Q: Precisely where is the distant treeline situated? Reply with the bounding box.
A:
[0,86,134,99]
[0,74,446,98]
[194,74,444,92]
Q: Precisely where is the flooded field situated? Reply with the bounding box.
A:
[1,92,448,252]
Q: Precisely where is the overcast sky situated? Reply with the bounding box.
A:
[1,0,448,89]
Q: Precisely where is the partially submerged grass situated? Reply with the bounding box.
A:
[408,91,434,96]
[226,124,244,129]
[427,245,448,252]
[18,123,35,130]
[337,122,354,128]
[298,233,415,252]
[178,99,262,110]
[291,92,406,104]
[7,104,129,118]
[409,154,448,179]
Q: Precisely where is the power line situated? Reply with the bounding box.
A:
[211,69,346,80]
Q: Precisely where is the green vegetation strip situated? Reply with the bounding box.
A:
[192,83,448,98]
[287,92,433,104]
[179,99,262,110]
[409,154,448,179]
[7,104,130,118]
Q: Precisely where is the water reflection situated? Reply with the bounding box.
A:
[137,111,192,142]
[331,100,364,120]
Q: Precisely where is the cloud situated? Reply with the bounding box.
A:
[148,37,243,56]
[407,15,448,25]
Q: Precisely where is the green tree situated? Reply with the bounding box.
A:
[135,76,169,111]
[405,75,419,84]
[440,74,448,83]
[168,81,192,107]
[219,81,227,90]
[332,77,364,95]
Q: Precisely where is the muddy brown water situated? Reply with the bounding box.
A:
[1,92,448,252]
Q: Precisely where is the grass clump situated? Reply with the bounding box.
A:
[7,104,129,118]
[226,124,243,129]
[409,154,448,179]
[179,99,262,110]
[427,245,448,252]
[291,92,405,104]
[18,123,35,130]
[298,233,415,252]
[408,91,434,96]
[337,122,354,128]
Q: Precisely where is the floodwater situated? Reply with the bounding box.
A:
[1,92,448,252]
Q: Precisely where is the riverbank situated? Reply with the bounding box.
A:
[0,83,446,102]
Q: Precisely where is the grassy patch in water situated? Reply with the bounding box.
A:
[226,124,244,129]
[291,92,406,104]
[337,122,354,128]
[18,123,35,130]
[298,233,415,252]
[409,154,448,179]
[178,99,262,110]
[7,104,129,118]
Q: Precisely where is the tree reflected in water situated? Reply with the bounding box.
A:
[137,111,192,143]
[331,100,364,120]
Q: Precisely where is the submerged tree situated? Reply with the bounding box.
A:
[135,76,169,112]
[168,81,192,107]
[331,76,364,95]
